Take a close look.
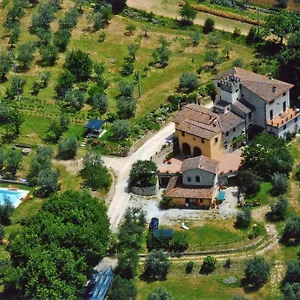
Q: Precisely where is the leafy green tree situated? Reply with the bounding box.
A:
[5,149,22,176]
[112,120,131,140]
[0,225,5,241]
[35,27,52,45]
[94,62,107,87]
[55,70,75,98]
[58,137,78,159]
[39,44,58,66]
[222,43,233,59]
[235,207,251,228]
[5,76,26,100]
[144,250,171,280]
[0,198,15,226]
[120,61,134,76]
[204,49,222,69]
[282,283,300,300]
[81,155,111,190]
[200,255,217,274]
[39,71,51,88]
[242,133,294,179]
[53,29,71,52]
[271,172,288,195]
[0,52,12,82]
[147,287,175,300]
[117,96,136,119]
[282,260,300,300]
[203,18,215,34]
[107,276,137,300]
[31,2,55,33]
[5,190,110,298]
[58,7,79,31]
[74,0,86,12]
[0,148,5,170]
[244,257,270,287]
[189,30,201,46]
[152,37,171,68]
[207,32,221,48]
[205,82,217,100]
[269,196,288,221]
[127,44,139,61]
[91,93,108,115]
[64,89,86,110]
[130,160,157,187]
[37,169,59,195]
[7,22,21,47]
[236,170,261,196]
[169,231,189,252]
[186,261,195,274]
[179,2,197,25]
[264,13,292,45]
[178,72,198,93]
[16,41,36,70]
[65,49,93,81]
[232,58,243,67]
[119,79,134,97]
[281,215,300,243]
[117,249,139,279]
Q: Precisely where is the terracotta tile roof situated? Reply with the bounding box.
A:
[166,176,214,199]
[174,104,222,139]
[267,108,300,128]
[180,156,219,174]
[219,111,245,133]
[217,67,293,103]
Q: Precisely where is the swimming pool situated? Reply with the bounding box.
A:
[0,187,30,208]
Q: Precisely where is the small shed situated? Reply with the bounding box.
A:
[217,190,226,203]
[153,228,173,239]
[84,119,105,137]
[88,267,114,300]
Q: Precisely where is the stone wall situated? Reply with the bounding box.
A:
[131,182,158,196]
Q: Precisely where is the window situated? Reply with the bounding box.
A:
[283,125,286,130]
[215,137,218,143]
[233,128,236,132]
[187,177,191,182]
[249,112,252,119]
[224,143,228,150]
[226,132,229,136]
[283,101,286,112]
[201,138,205,143]
[283,92,286,96]
[200,199,203,203]
[182,131,185,137]
[295,117,298,123]
[270,109,273,120]
[193,137,195,141]
[195,176,200,182]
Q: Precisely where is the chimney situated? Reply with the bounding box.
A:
[272,86,277,93]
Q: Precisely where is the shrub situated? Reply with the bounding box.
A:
[248,225,261,239]
[233,27,241,38]
[0,224,5,241]
[112,120,131,141]
[235,207,251,229]
[270,196,288,221]
[144,250,171,280]
[58,137,78,159]
[200,255,217,274]
[186,261,195,274]
[203,18,215,34]
[281,215,300,243]
[169,231,189,253]
[107,276,137,300]
[271,172,288,195]
[232,58,243,68]
[236,170,261,196]
[224,258,231,269]
[159,190,172,208]
[147,287,174,300]
[244,257,270,287]
[294,164,300,181]
[178,72,198,93]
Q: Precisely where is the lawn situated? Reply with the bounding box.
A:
[245,181,274,206]
[136,260,271,300]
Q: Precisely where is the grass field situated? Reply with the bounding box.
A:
[0,1,255,148]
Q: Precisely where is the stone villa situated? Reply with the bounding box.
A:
[163,68,297,208]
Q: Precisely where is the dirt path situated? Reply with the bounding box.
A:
[127,0,252,35]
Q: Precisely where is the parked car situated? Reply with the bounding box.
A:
[149,217,159,230]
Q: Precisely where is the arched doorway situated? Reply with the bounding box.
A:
[193,146,202,157]
[182,143,191,155]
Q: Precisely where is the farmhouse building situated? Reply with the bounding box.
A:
[165,156,219,209]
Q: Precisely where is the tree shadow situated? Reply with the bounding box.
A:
[241,278,264,293]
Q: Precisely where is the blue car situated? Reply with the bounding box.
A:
[149,217,159,230]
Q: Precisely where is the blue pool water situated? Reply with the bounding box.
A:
[0,188,29,207]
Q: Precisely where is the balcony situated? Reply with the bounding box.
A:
[267,108,300,128]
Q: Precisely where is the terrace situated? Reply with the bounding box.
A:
[267,108,300,128]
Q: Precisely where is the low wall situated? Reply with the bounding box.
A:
[131,183,158,196]
[0,179,29,186]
